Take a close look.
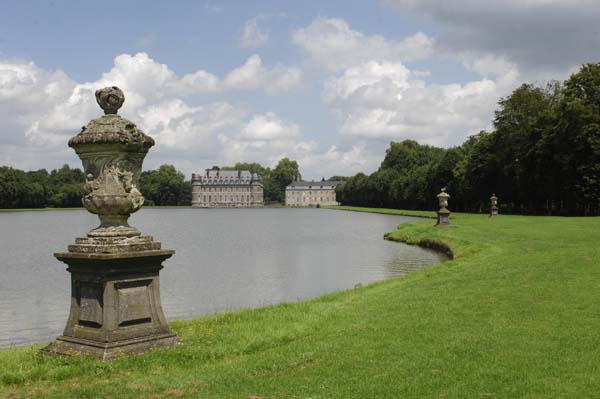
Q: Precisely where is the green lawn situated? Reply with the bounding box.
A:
[1,207,599,398]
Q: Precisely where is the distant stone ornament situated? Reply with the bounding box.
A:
[44,87,178,360]
[436,188,451,226]
[490,193,499,217]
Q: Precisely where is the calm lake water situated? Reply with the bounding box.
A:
[0,208,445,348]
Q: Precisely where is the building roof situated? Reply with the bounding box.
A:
[191,169,263,185]
[286,181,342,189]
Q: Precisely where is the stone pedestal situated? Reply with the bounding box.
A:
[490,194,499,217]
[435,188,451,226]
[44,250,178,361]
[437,209,450,226]
[44,87,178,360]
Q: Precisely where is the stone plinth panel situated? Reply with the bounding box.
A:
[44,250,178,361]
[436,209,450,226]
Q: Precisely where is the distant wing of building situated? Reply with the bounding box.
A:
[191,168,264,208]
[285,181,341,206]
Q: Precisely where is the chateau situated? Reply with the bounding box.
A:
[192,167,263,208]
[285,181,341,207]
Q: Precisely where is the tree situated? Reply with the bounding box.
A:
[222,162,270,177]
[139,164,190,206]
[328,176,349,182]
[549,63,600,214]
[48,164,85,207]
[268,158,301,203]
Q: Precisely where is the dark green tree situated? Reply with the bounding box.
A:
[267,158,301,202]
[139,164,190,206]
[48,164,85,207]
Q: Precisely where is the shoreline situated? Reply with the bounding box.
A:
[1,207,599,398]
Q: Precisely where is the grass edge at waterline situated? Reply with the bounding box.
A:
[1,206,599,398]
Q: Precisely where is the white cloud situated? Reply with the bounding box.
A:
[324,61,410,106]
[266,65,303,95]
[0,54,325,178]
[240,112,301,141]
[290,143,384,180]
[324,60,518,145]
[223,54,302,94]
[223,54,263,89]
[0,59,77,148]
[7,52,300,147]
[218,110,309,168]
[139,100,243,150]
[175,69,220,94]
[240,15,269,49]
[293,18,434,71]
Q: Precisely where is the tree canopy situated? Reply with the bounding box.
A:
[138,164,191,206]
[337,63,600,216]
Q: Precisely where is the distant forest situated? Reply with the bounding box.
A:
[0,158,302,209]
[0,164,192,208]
[337,63,600,216]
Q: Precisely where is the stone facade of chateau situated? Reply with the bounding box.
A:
[285,181,341,206]
[192,168,263,207]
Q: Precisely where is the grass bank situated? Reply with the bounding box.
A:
[322,204,437,219]
[1,207,599,398]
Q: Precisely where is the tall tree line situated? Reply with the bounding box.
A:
[0,164,85,208]
[0,164,192,208]
[0,158,302,208]
[337,63,600,216]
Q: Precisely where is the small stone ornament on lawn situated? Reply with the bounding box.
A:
[490,193,499,217]
[436,188,451,226]
[44,86,178,360]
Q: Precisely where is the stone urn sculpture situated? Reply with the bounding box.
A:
[436,188,450,226]
[44,87,178,360]
[490,193,499,217]
[68,86,156,249]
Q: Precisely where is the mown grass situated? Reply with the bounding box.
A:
[322,205,437,219]
[1,206,599,398]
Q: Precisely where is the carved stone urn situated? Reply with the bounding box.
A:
[490,193,499,217]
[44,87,178,360]
[436,188,451,226]
[67,86,158,251]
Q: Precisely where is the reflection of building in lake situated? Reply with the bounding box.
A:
[285,181,341,206]
[192,167,263,207]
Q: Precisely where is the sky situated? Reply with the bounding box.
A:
[1,0,599,180]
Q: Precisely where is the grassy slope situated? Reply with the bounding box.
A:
[1,207,599,398]
[322,205,437,219]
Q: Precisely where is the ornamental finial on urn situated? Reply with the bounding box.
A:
[95,86,125,115]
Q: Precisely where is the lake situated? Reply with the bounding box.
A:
[0,208,445,348]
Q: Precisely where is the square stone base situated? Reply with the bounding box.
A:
[44,332,179,361]
[44,250,178,361]
[436,210,451,226]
